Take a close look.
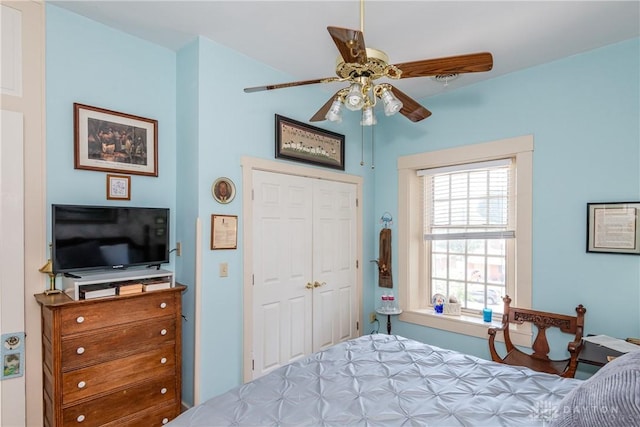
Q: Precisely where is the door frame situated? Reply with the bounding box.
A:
[241,156,363,382]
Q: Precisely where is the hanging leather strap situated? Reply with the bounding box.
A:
[378,228,393,288]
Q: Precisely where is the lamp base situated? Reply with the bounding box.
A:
[44,274,61,296]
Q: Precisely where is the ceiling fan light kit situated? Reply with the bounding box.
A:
[379,86,403,116]
[345,82,366,111]
[325,98,344,123]
[361,105,377,126]
[243,1,493,126]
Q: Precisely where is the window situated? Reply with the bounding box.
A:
[397,136,533,343]
[422,159,513,314]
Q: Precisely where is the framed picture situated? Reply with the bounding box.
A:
[211,177,236,204]
[587,202,640,255]
[74,103,158,176]
[106,174,131,200]
[211,214,238,250]
[275,114,345,170]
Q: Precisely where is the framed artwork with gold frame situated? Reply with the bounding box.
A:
[74,103,158,177]
[211,214,238,250]
[211,177,235,204]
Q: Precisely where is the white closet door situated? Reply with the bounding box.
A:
[252,170,314,378]
[251,170,357,379]
[312,178,357,352]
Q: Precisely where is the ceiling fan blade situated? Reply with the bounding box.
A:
[389,85,432,122]
[327,26,367,65]
[394,52,493,79]
[309,91,342,122]
[244,77,335,93]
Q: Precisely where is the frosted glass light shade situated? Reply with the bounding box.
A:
[345,83,365,111]
[381,88,403,116]
[325,99,344,122]
[360,106,377,126]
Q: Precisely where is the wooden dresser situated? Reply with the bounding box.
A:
[34,284,186,426]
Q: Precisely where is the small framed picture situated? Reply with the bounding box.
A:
[211,214,238,250]
[587,202,640,255]
[211,177,235,204]
[106,174,131,200]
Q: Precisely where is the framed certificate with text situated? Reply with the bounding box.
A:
[587,202,640,255]
[211,214,238,250]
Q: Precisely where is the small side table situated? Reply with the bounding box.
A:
[376,308,402,334]
[578,340,625,367]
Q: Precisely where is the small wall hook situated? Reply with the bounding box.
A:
[380,212,393,228]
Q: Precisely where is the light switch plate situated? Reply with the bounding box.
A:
[219,262,228,277]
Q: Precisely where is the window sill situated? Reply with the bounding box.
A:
[399,309,532,347]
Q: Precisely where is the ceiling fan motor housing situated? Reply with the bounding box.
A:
[335,48,401,81]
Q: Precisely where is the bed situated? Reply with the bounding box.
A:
[168,334,639,427]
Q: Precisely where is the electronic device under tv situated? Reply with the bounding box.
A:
[52,204,170,274]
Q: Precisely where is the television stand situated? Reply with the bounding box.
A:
[62,268,174,300]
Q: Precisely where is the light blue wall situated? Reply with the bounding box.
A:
[179,37,374,400]
[45,3,638,406]
[175,39,200,406]
[46,4,374,405]
[45,6,177,268]
[45,3,193,386]
[373,38,640,375]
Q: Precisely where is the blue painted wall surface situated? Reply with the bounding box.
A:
[184,36,374,400]
[373,38,640,375]
[45,6,177,272]
[45,3,638,406]
[46,4,374,402]
[175,39,200,406]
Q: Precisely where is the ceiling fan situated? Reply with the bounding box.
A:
[244,2,493,126]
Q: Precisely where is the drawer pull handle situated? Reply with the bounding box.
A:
[161,357,167,364]
[162,418,169,425]
[77,381,86,389]
[76,414,85,422]
[160,302,167,309]
[161,387,167,394]
[76,347,85,355]
[160,329,167,336]
[76,316,85,324]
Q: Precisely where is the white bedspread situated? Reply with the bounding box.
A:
[169,334,582,426]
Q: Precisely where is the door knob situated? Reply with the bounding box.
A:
[305,282,314,289]
[313,281,326,288]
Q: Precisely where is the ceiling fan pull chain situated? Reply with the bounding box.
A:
[360,125,365,166]
[371,125,375,169]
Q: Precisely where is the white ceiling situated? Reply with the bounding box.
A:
[50,1,639,100]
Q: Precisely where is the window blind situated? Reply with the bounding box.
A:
[420,159,515,241]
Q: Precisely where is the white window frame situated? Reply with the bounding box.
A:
[397,135,533,346]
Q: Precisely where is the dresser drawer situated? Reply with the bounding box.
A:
[62,344,176,404]
[103,403,179,427]
[61,318,175,370]
[59,292,178,336]
[62,375,177,426]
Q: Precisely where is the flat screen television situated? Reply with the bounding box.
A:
[52,204,170,274]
